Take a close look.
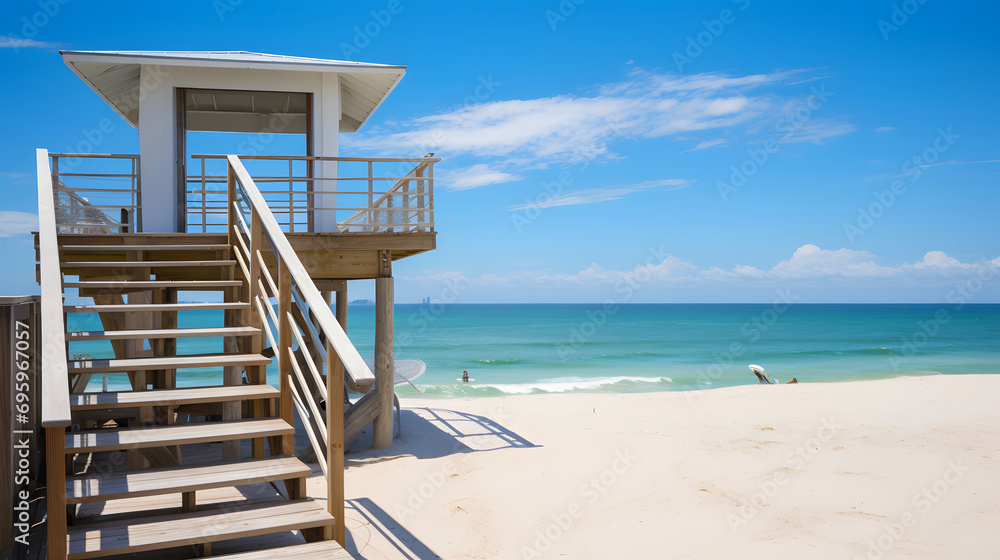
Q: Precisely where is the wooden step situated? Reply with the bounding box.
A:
[210,541,353,559]
[67,326,260,341]
[64,302,250,313]
[64,280,242,290]
[61,260,237,268]
[65,499,334,559]
[70,384,278,410]
[66,455,310,504]
[68,353,272,375]
[65,417,292,453]
[61,244,231,252]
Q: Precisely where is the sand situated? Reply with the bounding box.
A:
[311,375,1000,559]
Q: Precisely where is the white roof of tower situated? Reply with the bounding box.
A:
[60,50,406,132]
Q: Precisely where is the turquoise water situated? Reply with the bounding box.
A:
[68,304,1000,396]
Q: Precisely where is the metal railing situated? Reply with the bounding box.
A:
[189,154,438,234]
[227,154,378,546]
[49,153,141,233]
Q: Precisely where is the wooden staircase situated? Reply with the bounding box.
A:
[51,242,348,559]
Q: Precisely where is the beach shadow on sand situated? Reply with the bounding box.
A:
[346,406,539,461]
[343,497,443,560]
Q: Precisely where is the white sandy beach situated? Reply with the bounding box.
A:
[312,374,1000,559]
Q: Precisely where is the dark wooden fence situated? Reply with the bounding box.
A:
[1,296,44,559]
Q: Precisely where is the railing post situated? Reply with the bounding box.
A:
[248,211,266,457]
[415,163,425,233]
[427,161,435,232]
[373,250,394,449]
[200,157,207,233]
[367,160,374,232]
[288,159,295,233]
[401,172,410,234]
[45,427,67,559]
[227,162,237,248]
[277,259,295,458]
[326,338,345,545]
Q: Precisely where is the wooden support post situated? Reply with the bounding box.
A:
[276,259,300,492]
[248,212,266,457]
[336,288,348,332]
[162,289,177,422]
[373,250,394,449]
[227,163,238,248]
[46,427,67,560]
[415,164,425,232]
[182,491,196,512]
[222,260,242,461]
[327,338,346,545]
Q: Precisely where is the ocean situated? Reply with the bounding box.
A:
[68,304,1000,396]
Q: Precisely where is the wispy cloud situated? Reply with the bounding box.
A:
[777,119,857,144]
[0,36,62,50]
[883,158,1000,179]
[349,67,840,169]
[916,158,1000,170]
[444,164,523,191]
[0,211,38,236]
[507,179,691,211]
[874,126,896,132]
[680,138,728,153]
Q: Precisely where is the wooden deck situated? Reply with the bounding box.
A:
[45,231,435,280]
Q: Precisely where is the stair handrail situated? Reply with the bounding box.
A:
[339,155,436,232]
[227,154,372,546]
[36,148,71,559]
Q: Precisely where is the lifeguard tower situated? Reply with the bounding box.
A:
[31,51,439,559]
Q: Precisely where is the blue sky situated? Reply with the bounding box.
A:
[1,0,998,303]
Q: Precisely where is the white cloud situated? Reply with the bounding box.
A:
[507,179,691,211]
[400,270,468,283]
[882,158,1000,179]
[537,256,701,285]
[769,244,895,278]
[915,159,1000,171]
[444,164,523,191]
[0,36,61,50]
[875,126,896,133]
[680,138,728,153]
[447,245,999,289]
[0,211,38,237]
[350,67,829,168]
[777,119,858,145]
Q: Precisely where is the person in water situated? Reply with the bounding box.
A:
[462,370,469,383]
